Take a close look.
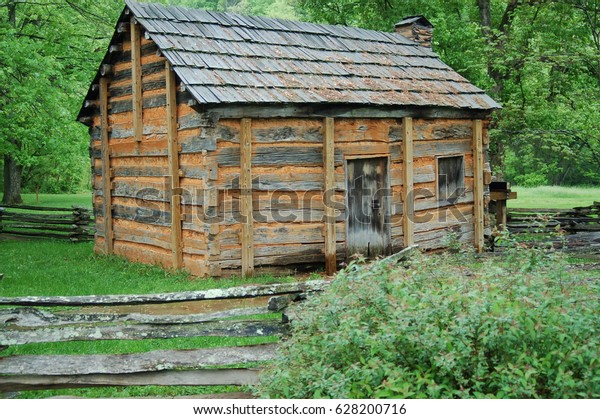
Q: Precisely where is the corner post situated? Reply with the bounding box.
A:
[473,120,485,252]
[166,61,183,269]
[100,77,114,255]
[402,117,414,247]
[324,117,337,276]
[241,118,254,277]
[131,17,143,143]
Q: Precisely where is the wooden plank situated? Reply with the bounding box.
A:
[324,117,336,275]
[473,119,485,252]
[0,204,76,212]
[208,104,493,121]
[490,191,517,201]
[0,344,277,375]
[241,118,254,277]
[131,18,143,143]
[100,77,114,255]
[402,117,414,247]
[0,319,288,346]
[0,307,269,328]
[166,61,183,270]
[0,369,261,392]
[0,280,331,307]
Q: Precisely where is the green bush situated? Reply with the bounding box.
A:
[257,248,599,398]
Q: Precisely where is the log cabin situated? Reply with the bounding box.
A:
[77,0,500,277]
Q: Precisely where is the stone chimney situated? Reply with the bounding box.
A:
[395,16,434,48]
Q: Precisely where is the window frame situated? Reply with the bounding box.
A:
[436,154,465,204]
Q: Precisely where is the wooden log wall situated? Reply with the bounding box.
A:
[88,32,216,275]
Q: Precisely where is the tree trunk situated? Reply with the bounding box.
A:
[3,155,23,205]
[8,0,16,27]
[2,2,22,205]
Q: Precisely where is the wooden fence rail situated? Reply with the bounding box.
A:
[0,205,94,242]
[0,280,330,393]
[507,202,600,234]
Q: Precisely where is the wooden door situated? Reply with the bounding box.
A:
[346,157,390,258]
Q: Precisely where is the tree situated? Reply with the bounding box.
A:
[0,0,121,204]
[298,0,600,185]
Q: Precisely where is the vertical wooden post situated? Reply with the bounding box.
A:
[166,62,183,270]
[402,117,414,247]
[100,77,114,255]
[131,18,143,143]
[473,119,485,252]
[496,200,508,230]
[241,118,254,278]
[324,117,337,276]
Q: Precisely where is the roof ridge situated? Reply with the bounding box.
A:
[125,0,422,47]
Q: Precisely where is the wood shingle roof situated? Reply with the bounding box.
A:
[83,0,500,113]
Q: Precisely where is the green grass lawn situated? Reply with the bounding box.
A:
[0,193,300,398]
[1,193,93,208]
[0,241,296,296]
[0,240,293,399]
[510,186,599,209]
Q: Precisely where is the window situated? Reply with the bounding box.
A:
[438,156,465,203]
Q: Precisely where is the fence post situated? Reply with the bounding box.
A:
[71,206,92,242]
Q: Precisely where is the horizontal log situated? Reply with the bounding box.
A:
[0,230,71,239]
[1,215,77,225]
[508,208,574,214]
[0,204,75,212]
[0,306,270,328]
[567,224,600,232]
[206,103,492,120]
[217,146,326,167]
[0,319,288,345]
[178,112,214,130]
[109,78,167,99]
[0,344,277,375]
[1,223,77,233]
[111,94,167,114]
[0,280,330,307]
[0,368,260,392]
[112,60,165,83]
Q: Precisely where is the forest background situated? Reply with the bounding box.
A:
[1,0,599,204]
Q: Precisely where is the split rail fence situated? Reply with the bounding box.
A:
[506,202,600,234]
[0,280,329,393]
[0,205,94,242]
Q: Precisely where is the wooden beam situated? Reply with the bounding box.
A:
[402,117,414,247]
[241,118,254,278]
[324,117,337,275]
[166,62,183,270]
[0,320,288,346]
[0,280,331,307]
[131,18,143,143]
[100,77,114,255]
[473,119,485,252]
[206,104,494,121]
[0,369,261,392]
[0,344,277,375]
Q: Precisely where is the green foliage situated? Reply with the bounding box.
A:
[0,0,122,195]
[298,0,600,186]
[257,249,599,398]
[161,0,300,19]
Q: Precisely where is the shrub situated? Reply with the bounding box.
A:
[257,248,599,398]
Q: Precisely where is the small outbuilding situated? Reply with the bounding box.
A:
[78,0,500,277]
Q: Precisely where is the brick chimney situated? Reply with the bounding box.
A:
[395,16,434,48]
